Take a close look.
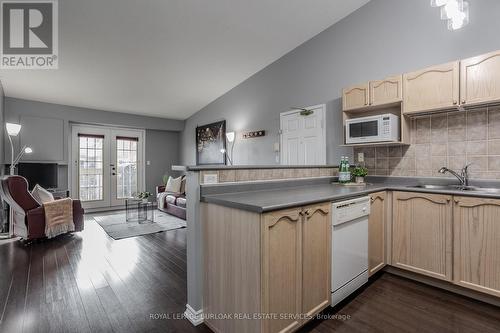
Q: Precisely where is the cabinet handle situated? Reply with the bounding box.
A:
[462,100,466,104]
[453,100,458,105]
[370,198,375,203]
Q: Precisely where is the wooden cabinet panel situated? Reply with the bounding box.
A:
[461,50,500,106]
[262,208,302,333]
[369,191,386,276]
[343,83,369,111]
[392,192,453,281]
[301,203,330,319]
[453,197,500,297]
[369,75,403,106]
[403,61,459,114]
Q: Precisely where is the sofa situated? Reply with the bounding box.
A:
[156,177,186,220]
[0,175,84,240]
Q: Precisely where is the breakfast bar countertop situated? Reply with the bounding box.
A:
[201,179,500,213]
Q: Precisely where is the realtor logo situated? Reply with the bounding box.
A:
[1,0,58,69]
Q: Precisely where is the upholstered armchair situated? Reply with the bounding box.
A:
[0,176,84,240]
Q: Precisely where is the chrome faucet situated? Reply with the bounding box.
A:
[438,164,472,187]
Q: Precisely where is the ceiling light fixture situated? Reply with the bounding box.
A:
[431,0,469,31]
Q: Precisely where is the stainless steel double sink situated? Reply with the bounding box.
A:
[408,184,500,194]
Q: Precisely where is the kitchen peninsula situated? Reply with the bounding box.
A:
[183,165,500,333]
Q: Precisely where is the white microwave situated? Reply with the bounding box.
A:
[345,114,400,144]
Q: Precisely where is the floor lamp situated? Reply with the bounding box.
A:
[1,123,33,238]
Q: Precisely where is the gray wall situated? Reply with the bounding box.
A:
[145,129,181,195]
[0,83,4,169]
[180,0,500,166]
[4,97,181,192]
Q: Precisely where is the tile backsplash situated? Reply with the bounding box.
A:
[354,106,500,180]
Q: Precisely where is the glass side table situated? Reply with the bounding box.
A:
[125,199,155,224]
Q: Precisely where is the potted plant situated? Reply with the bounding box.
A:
[137,191,152,203]
[352,166,368,184]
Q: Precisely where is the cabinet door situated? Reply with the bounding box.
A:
[262,208,302,333]
[403,61,459,114]
[369,75,403,106]
[453,197,500,297]
[392,192,453,281]
[369,192,386,276]
[343,83,369,111]
[301,203,331,319]
[461,50,500,106]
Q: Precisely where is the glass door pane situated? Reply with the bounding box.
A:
[116,137,138,199]
[78,135,104,201]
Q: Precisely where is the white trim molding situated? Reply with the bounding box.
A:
[184,304,204,326]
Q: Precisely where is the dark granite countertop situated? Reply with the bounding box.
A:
[185,164,339,171]
[201,179,500,213]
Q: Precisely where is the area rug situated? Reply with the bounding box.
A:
[93,210,186,240]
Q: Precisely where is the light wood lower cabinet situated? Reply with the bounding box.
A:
[261,207,302,333]
[204,202,331,333]
[262,203,331,333]
[300,204,331,318]
[369,191,386,276]
[453,196,500,298]
[391,192,453,281]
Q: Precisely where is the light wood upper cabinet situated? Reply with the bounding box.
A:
[369,75,403,107]
[403,61,460,114]
[461,50,500,106]
[301,203,331,319]
[261,208,302,333]
[343,83,369,111]
[392,192,453,281]
[369,191,386,276]
[453,197,500,298]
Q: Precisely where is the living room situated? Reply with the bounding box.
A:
[2,0,500,333]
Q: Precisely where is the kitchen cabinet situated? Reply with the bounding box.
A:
[403,61,459,114]
[369,191,386,276]
[300,204,331,319]
[392,192,453,281]
[369,75,403,107]
[262,203,330,332]
[460,50,500,107]
[261,207,302,333]
[453,196,500,298]
[342,83,369,111]
[204,202,331,333]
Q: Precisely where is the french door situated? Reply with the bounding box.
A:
[71,125,145,210]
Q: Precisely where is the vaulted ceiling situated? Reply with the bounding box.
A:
[0,0,370,119]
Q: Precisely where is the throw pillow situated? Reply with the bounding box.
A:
[165,176,182,193]
[31,184,55,204]
[179,176,186,194]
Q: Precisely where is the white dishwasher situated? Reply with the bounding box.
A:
[331,196,370,306]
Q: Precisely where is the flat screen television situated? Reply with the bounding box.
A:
[17,163,58,190]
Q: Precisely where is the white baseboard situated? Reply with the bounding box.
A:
[184,304,203,326]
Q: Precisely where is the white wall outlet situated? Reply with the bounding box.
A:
[357,152,364,163]
[146,160,151,166]
[273,142,280,152]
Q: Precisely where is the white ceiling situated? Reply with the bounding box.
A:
[0,0,370,120]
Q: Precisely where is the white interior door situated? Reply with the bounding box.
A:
[71,125,145,210]
[280,104,326,165]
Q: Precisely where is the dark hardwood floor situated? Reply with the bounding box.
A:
[1,212,500,333]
